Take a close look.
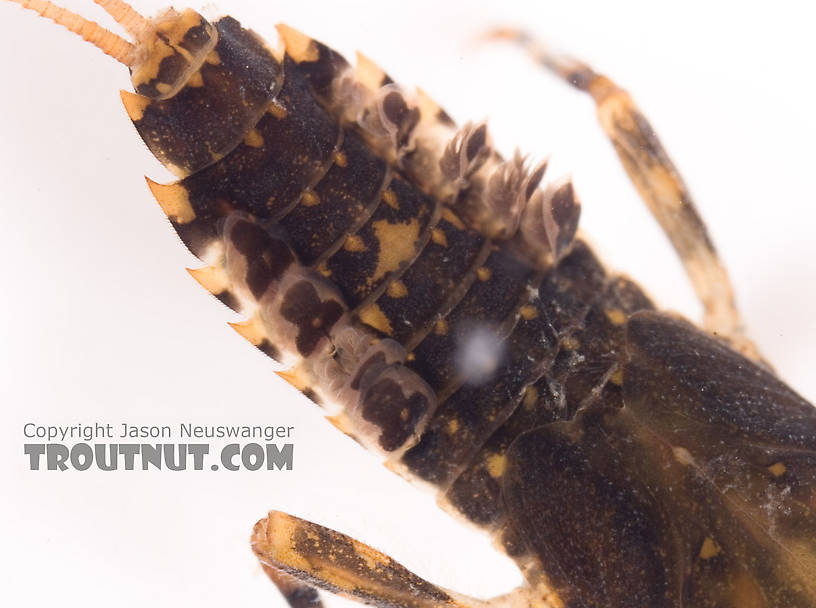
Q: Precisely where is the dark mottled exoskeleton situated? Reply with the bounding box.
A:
[7,1,816,607]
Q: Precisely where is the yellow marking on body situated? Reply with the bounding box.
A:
[300,190,320,207]
[244,128,264,148]
[699,537,721,559]
[205,50,221,65]
[130,10,215,95]
[228,319,265,346]
[326,413,355,436]
[358,304,393,335]
[476,266,492,281]
[120,90,150,122]
[333,151,348,168]
[609,368,624,386]
[520,305,538,320]
[157,9,203,46]
[381,189,399,209]
[433,318,448,336]
[673,446,694,466]
[145,177,195,224]
[187,265,229,295]
[370,219,421,283]
[317,262,331,278]
[560,335,580,350]
[441,207,466,229]
[343,235,368,252]
[486,453,507,479]
[430,228,448,247]
[276,368,308,391]
[445,418,459,435]
[268,101,288,119]
[387,280,408,298]
[768,462,787,477]
[131,40,175,89]
[605,308,627,325]
[522,385,538,410]
[187,70,204,87]
[276,24,319,63]
[355,51,386,90]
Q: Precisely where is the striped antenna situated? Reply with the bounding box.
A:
[93,0,149,37]
[7,0,140,66]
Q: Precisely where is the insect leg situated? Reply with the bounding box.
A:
[486,29,759,359]
[252,511,516,608]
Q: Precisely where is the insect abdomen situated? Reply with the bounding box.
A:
[129,1,632,513]
[130,12,581,464]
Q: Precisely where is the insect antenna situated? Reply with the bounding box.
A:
[92,0,149,37]
[6,0,142,66]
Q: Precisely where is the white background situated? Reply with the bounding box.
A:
[1,0,814,606]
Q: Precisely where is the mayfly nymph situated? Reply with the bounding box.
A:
[3,1,815,607]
